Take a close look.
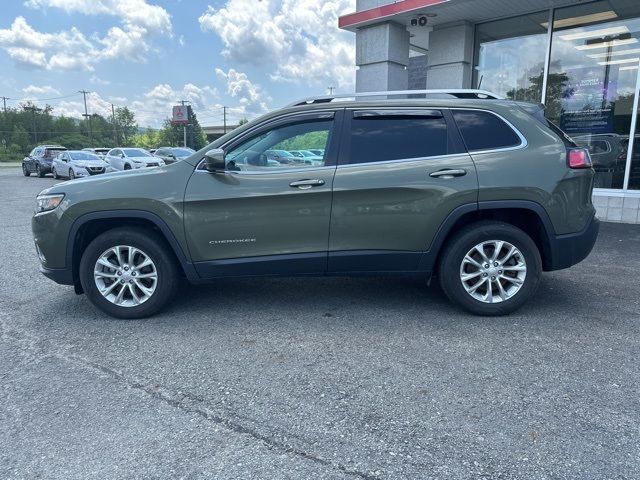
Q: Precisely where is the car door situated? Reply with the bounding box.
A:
[328,108,478,273]
[183,110,343,278]
[108,149,121,170]
[29,147,41,172]
[53,152,64,175]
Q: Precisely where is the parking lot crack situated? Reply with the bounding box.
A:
[0,316,380,480]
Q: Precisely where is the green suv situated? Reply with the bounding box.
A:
[32,90,599,319]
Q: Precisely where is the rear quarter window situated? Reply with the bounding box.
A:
[452,110,522,152]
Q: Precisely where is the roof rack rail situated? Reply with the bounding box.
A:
[288,89,503,107]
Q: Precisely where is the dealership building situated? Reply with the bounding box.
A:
[339,0,640,223]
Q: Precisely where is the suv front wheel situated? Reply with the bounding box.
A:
[79,228,179,319]
[438,221,541,316]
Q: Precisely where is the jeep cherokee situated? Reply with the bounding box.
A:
[32,90,599,319]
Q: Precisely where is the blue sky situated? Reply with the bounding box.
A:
[0,0,355,127]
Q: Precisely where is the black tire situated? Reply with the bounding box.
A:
[22,164,30,177]
[69,169,75,180]
[124,164,131,170]
[438,221,542,316]
[36,163,44,178]
[52,167,58,179]
[79,227,180,319]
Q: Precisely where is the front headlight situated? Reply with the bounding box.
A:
[36,193,65,214]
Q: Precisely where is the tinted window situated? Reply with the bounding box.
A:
[349,114,448,164]
[69,152,100,161]
[452,110,521,151]
[122,148,151,157]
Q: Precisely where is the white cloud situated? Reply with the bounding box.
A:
[0,1,172,70]
[129,83,219,127]
[90,75,111,86]
[199,0,355,89]
[215,68,269,115]
[22,85,61,96]
[0,16,98,70]
[25,0,172,34]
[50,91,113,118]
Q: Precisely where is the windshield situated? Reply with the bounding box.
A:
[122,148,152,157]
[70,152,101,161]
[172,148,194,156]
[275,150,295,157]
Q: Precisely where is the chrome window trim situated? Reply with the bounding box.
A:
[194,164,335,175]
[194,108,339,174]
[451,108,528,155]
[336,152,468,170]
[193,106,528,172]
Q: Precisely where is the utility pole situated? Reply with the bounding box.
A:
[111,103,119,145]
[24,106,40,144]
[327,86,335,95]
[223,106,227,134]
[79,90,93,144]
[0,96,9,113]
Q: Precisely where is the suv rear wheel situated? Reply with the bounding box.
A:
[79,228,179,319]
[438,221,541,316]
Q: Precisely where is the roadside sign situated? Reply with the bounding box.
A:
[172,105,189,125]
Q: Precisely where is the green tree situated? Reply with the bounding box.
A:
[115,106,137,144]
[131,129,161,149]
[157,108,207,150]
[10,125,30,152]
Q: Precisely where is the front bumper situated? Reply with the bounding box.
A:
[546,214,600,271]
[40,264,74,285]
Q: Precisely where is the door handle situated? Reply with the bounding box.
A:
[429,169,467,179]
[289,179,325,189]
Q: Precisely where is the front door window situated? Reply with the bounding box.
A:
[225,120,332,171]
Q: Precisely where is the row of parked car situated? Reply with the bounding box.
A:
[21,145,196,179]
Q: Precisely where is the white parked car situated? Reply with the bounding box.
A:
[52,150,109,180]
[105,148,165,171]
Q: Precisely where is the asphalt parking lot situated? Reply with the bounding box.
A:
[1,167,639,480]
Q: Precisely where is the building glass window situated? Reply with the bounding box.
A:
[546,1,640,189]
[474,12,549,102]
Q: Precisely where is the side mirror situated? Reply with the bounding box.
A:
[120,153,125,158]
[204,148,226,172]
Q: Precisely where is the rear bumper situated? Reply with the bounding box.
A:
[547,215,600,271]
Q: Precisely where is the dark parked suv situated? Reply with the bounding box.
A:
[22,145,67,177]
[32,90,599,319]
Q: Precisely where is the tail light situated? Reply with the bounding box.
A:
[567,148,592,169]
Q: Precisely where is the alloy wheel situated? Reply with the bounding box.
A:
[93,245,158,307]
[459,240,527,304]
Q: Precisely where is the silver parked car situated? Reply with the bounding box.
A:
[105,148,165,171]
[153,147,196,164]
[52,150,109,180]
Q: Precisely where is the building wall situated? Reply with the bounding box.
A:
[408,55,428,90]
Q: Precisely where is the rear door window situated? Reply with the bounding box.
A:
[452,110,522,152]
[347,110,448,164]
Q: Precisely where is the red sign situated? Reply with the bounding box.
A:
[172,105,189,125]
